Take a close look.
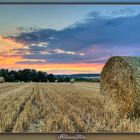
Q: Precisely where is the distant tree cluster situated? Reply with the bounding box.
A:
[55,76,70,82]
[0,69,71,82]
[75,78,100,82]
[0,69,52,82]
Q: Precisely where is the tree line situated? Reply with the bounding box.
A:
[0,69,71,82]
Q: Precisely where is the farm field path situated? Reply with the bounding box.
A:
[0,82,101,133]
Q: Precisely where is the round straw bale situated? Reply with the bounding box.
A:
[100,56,140,117]
[0,77,5,83]
[70,78,75,83]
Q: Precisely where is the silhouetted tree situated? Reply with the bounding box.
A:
[47,74,55,82]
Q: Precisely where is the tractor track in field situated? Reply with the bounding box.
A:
[26,85,43,132]
[27,84,60,132]
[27,84,75,132]
[5,85,35,132]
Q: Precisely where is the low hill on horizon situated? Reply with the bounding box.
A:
[55,73,100,78]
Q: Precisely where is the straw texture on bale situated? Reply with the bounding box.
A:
[0,77,5,83]
[100,56,140,117]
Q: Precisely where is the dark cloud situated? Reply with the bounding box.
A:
[29,45,47,52]
[16,60,45,64]
[8,10,140,64]
[22,50,86,64]
[8,28,57,45]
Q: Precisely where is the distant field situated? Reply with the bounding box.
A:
[0,82,139,133]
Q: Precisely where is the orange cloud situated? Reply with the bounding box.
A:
[0,36,26,51]
[12,63,103,74]
[0,36,24,67]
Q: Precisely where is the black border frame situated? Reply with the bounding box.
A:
[0,1,140,139]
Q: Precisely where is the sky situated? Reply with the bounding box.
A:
[0,4,140,74]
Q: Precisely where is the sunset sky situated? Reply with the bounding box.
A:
[0,4,140,74]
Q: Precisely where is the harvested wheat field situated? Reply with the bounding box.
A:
[0,82,140,133]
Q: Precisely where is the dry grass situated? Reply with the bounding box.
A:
[0,82,139,133]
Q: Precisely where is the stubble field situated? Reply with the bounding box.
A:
[0,82,140,133]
